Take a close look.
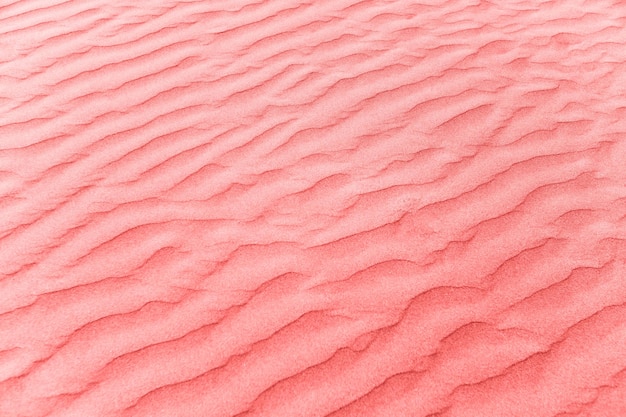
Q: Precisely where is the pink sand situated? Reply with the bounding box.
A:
[1,1,626,416]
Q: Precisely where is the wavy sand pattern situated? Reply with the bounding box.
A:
[1,0,626,416]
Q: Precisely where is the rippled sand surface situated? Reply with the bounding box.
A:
[1,1,626,416]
